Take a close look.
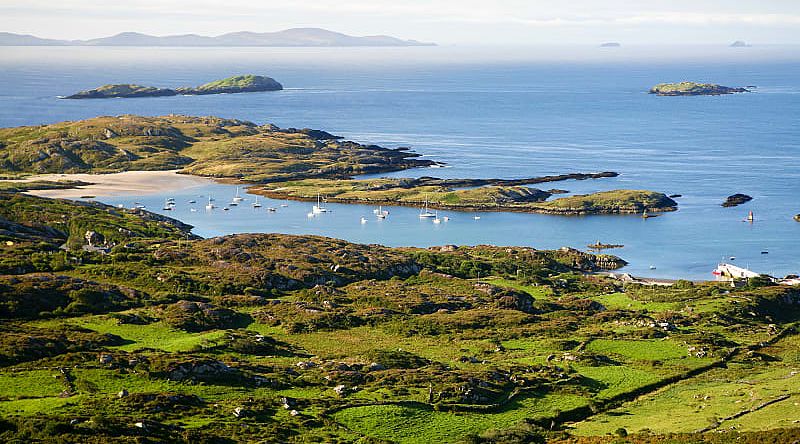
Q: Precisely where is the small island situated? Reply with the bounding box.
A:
[649,82,749,96]
[722,193,753,207]
[63,74,283,99]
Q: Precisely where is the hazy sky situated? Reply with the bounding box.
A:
[2,0,799,44]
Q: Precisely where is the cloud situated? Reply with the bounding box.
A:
[425,12,800,27]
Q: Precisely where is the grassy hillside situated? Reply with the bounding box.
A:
[256,178,677,215]
[0,115,431,179]
[0,193,797,443]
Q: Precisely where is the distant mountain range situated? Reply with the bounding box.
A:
[0,28,435,47]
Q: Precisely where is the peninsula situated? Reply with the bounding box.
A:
[253,177,677,216]
[649,82,749,96]
[0,115,676,215]
[63,75,283,99]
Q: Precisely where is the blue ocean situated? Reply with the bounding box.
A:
[1,45,798,279]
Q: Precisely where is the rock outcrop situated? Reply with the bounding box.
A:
[722,194,753,207]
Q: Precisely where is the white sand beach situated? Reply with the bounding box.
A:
[21,170,215,198]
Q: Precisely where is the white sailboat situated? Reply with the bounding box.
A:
[252,196,262,208]
[162,199,173,211]
[375,205,388,219]
[312,193,329,214]
[433,212,441,224]
[205,196,215,210]
[419,196,436,218]
[360,217,368,224]
[233,187,244,203]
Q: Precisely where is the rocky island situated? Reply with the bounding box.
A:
[649,82,749,96]
[722,193,753,207]
[63,74,283,99]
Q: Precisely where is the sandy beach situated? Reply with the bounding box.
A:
[20,170,215,198]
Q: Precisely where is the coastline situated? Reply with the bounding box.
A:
[18,170,215,198]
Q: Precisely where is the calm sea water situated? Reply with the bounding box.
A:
[1,45,798,279]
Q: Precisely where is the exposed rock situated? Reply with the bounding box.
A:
[722,194,753,207]
[166,359,232,381]
[295,361,316,370]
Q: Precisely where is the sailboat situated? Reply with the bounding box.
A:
[433,212,441,224]
[205,196,215,210]
[419,196,436,218]
[232,187,244,203]
[312,193,329,214]
[747,211,754,222]
[360,217,368,224]
[162,199,174,211]
[252,196,262,208]
[375,205,388,219]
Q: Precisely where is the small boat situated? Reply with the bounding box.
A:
[188,200,196,204]
[232,187,244,203]
[307,212,315,218]
[229,202,238,207]
[473,216,481,220]
[730,256,736,261]
[223,207,230,211]
[433,212,441,224]
[190,208,197,212]
[747,211,754,222]
[252,196,262,208]
[312,193,329,214]
[375,206,389,219]
[649,265,657,270]
[267,207,277,212]
[443,216,450,222]
[761,251,769,254]
[419,196,436,218]
[280,204,289,208]
[205,197,215,210]
[360,217,368,224]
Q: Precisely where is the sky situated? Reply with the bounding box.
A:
[2,0,799,45]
